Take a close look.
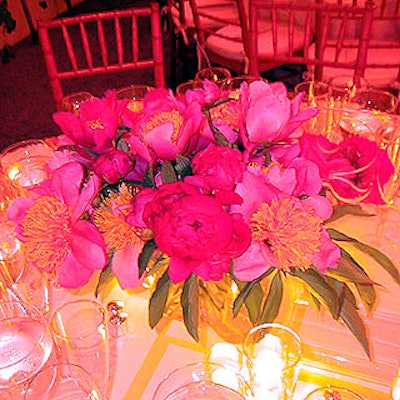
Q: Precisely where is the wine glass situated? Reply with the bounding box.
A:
[24,363,103,400]
[0,301,53,397]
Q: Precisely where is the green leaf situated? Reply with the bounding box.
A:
[175,155,193,178]
[328,205,374,222]
[181,274,200,341]
[340,294,371,358]
[327,277,356,309]
[161,161,178,184]
[258,272,283,324]
[139,239,158,277]
[95,264,114,297]
[328,228,400,286]
[355,284,376,314]
[149,270,171,328]
[142,164,156,188]
[293,269,340,319]
[328,251,375,285]
[233,280,264,324]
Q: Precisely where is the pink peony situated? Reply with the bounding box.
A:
[239,81,319,153]
[143,182,251,283]
[123,88,204,161]
[53,90,126,154]
[299,133,394,204]
[185,143,246,192]
[231,164,340,281]
[7,162,107,288]
[92,149,134,184]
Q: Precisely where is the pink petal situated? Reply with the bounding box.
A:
[70,220,107,271]
[57,252,95,288]
[112,245,143,290]
[7,197,35,225]
[168,256,192,283]
[233,241,272,281]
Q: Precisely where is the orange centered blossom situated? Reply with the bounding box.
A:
[93,185,147,250]
[210,102,239,130]
[250,198,322,271]
[20,196,72,272]
[142,110,183,144]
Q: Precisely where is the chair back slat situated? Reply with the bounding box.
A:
[38,3,166,110]
[79,21,94,70]
[114,17,124,66]
[61,24,78,71]
[132,17,139,62]
[97,20,108,67]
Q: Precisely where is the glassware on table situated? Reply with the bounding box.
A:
[24,363,103,400]
[0,139,54,200]
[350,88,399,114]
[175,80,205,97]
[294,80,331,107]
[50,299,110,399]
[115,85,154,112]
[242,323,302,400]
[294,80,332,134]
[61,91,94,116]
[195,67,232,87]
[221,75,267,99]
[328,75,369,106]
[152,361,250,400]
[0,301,53,397]
[303,385,364,400]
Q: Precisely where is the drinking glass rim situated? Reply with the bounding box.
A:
[50,299,106,341]
[304,384,364,399]
[242,322,303,369]
[0,300,51,371]
[151,360,250,400]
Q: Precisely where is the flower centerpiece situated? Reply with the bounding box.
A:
[6,79,400,357]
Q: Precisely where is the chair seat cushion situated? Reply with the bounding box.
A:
[308,43,400,89]
[206,22,306,63]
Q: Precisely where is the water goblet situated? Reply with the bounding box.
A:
[242,323,302,400]
[303,385,364,400]
[50,299,110,399]
[24,363,103,400]
[61,91,94,116]
[115,85,154,112]
[0,301,53,397]
[152,361,250,400]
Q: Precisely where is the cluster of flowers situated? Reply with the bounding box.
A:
[7,79,396,351]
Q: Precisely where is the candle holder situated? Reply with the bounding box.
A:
[0,139,53,200]
[242,323,302,400]
[116,85,153,112]
[61,91,94,116]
